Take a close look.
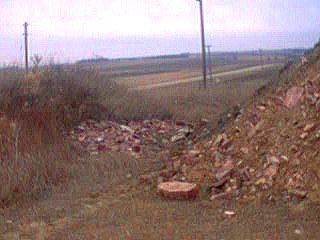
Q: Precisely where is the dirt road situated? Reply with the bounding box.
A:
[132,63,282,90]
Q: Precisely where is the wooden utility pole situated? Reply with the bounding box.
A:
[259,48,263,70]
[23,22,29,74]
[206,45,214,82]
[196,0,207,89]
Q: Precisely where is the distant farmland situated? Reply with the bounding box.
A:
[77,50,288,124]
[76,49,302,81]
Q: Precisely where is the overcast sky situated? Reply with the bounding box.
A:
[1,0,320,63]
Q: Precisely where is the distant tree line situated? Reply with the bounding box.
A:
[76,53,191,64]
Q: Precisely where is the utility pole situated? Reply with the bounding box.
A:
[196,0,207,89]
[259,48,263,70]
[23,22,29,74]
[206,45,213,82]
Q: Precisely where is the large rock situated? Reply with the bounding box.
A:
[215,160,235,181]
[264,165,278,179]
[170,132,186,142]
[157,181,199,200]
[284,87,304,108]
[248,120,264,138]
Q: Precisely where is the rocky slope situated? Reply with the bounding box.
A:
[152,41,320,203]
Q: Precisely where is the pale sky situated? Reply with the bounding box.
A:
[1,0,320,63]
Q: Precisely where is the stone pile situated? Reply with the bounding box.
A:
[153,48,320,203]
[68,119,195,156]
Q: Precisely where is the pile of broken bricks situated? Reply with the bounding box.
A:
[68,119,197,156]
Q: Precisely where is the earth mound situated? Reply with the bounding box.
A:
[150,41,320,203]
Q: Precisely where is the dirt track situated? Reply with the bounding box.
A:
[132,63,282,90]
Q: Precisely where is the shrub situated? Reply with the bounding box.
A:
[0,65,115,205]
[0,64,173,205]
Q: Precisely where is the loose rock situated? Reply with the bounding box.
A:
[248,120,264,138]
[284,87,304,108]
[224,210,236,216]
[215,161,234,181]
[288,189,308,199]
[157,181,199,200]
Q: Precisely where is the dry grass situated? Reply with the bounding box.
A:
[0,65,171,206]
[47,183,320,240]
[117,69,201,88]
[140,69,278,124]
[0,62,279,206]
[0,107,77,205]
[117,63,266,88]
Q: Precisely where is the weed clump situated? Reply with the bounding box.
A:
[0,64,171,206]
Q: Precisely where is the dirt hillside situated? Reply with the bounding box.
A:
[154,41,320,203]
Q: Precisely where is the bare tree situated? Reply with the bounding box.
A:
[30,54,42,73]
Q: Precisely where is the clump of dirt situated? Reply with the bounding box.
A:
[150,41,320,203]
